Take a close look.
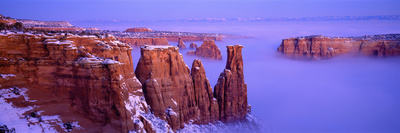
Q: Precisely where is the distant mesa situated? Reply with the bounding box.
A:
[277,34,400,60]
[124,27,153,32]
[187,40,222,60]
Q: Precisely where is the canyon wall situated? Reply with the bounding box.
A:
[0,32,151,132]
[135,45,248,130]
[117,37,170,48]
[277,35,400,59]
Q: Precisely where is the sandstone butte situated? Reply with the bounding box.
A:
[187,40,223,60]
[124,28,153,32]
[135,45,249,130]
[177,37,186,49]
[277,34,400,60]
[117,37,170,47]
[189,42,197,49]
[0,31,250,132]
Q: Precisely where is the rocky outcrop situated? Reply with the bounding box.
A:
[0,32,151,132]
[189,42,197,49]
[136,45,249,130]
[277,34,400,60]
[135,46,197,130]
[186,40,222,60]
[117,37,170,47]
[191,59,220,124]
[214,45,249,122]
[177,38,186,49]
[124,28,153,32]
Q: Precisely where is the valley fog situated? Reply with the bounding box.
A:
[74,20,400,132]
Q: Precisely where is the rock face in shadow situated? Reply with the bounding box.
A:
[186,40,222,60]
[136,45,249,130]
[0,32,150,132]
[277,35,400,60]
[117,37,170,47]
[189,42,198,49]
[177,37,186,49]
[214,45,250,122]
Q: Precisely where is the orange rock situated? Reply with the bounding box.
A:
[277,35,400,59]
[189,42,198,49]
[0,32,149,132]
[186,40,222,60]
[177,37,186,49]
[135,46,197,130]
[191,59,219,124]
[214,45,249,122]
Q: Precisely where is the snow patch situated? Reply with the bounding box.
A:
[0,74,16,80]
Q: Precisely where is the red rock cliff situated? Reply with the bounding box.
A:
[214,45,249,122]
[0,32,151,132]
[277,35,400,59]
[117,37,170,48]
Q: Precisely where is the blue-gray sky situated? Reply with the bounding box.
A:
[1,0,400,21]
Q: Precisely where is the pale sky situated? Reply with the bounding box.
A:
[1,0,399,21]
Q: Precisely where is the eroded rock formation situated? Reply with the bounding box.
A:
[177,38,186,49]
[117,37,170,47]
[214,45,249,122]
[136,45,249,130]
[191,59,219,124]
[187,40,222,60]
[0,32,152,132]
[135,46,197,130]
[189,42,197,49]
[277,34,400,60]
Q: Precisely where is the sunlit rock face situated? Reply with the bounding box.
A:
[135,46,197,130]
[117,37,170,47]
[136,45,250,130]
[214,45,250,122]
[0,32,149,132]
[191,59,220,124]
[186,40,222,60]
[277,34,400,60]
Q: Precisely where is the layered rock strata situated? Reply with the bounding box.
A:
[277,34,400,59]
[177,38,186,49]
[0,32,152,132]
[187,40,222,60]
[117,37,170,47]
[136,45,248,130]
[124,28,153,32]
